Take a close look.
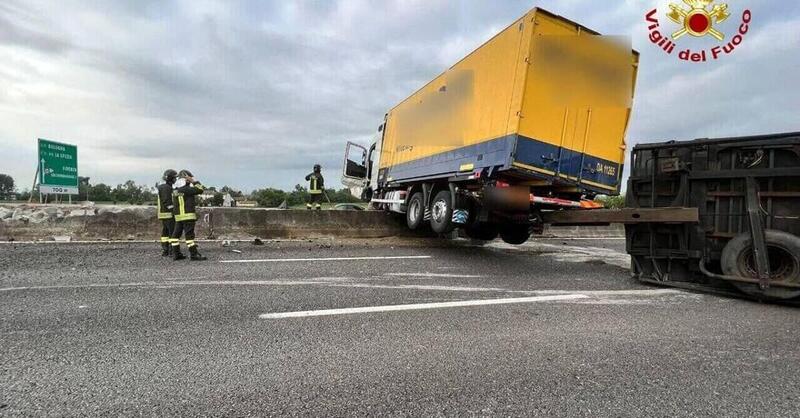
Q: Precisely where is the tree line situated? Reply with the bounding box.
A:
[1,173,361,207]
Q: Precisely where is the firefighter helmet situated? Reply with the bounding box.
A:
[162,169,178,183]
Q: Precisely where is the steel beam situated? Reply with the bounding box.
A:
[542,207,699,225]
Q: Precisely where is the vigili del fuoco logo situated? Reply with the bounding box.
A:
[646,0,752,62]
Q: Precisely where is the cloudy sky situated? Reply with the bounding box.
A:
[1,0,798,192]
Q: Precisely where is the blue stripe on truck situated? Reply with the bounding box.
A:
[513,136,621,192]
[381,134,621,194]
[381,135,516,183]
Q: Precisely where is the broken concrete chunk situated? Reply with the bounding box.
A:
[66,209,95,217]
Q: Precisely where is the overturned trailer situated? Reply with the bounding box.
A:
[625,132,800,300]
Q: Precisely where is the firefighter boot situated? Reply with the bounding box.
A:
[161,242,171,257]
[189,245,207,261]
[173,245,186,261]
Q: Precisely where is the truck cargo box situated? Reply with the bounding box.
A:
[378,8,638,195]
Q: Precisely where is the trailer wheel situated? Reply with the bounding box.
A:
[429,190,455,234]
[721,230,800,300]
[499,225,531,245]
[465,223,499,241]
[406,192,424,230]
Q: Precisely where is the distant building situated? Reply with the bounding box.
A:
[233,195,256,208]
[222,193,234,207]
[198,190,216,201]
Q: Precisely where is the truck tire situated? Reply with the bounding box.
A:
[499,225,531,245]
[406,192,424,230]
[429,190,455,234]
[720,230,800,300]
[465,223,499,241]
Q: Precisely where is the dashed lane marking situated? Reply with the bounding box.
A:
[385,272,483,278]
[220,255,432,263]
[258,294,588,319]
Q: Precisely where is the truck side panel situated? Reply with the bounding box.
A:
[378,10,536,183]
[514,10,637,194]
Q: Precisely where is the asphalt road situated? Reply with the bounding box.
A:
[1,237,798,416]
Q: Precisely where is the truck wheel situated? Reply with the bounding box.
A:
[406,192,424,230]
[499,225,531,245]
[465,223,499,241]
[721,230,800,300]
[429,190,455,234]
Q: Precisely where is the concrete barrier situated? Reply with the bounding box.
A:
[0,204,409,241]
[0,203,625,242]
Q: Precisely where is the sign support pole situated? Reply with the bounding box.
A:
[29,164,40,203]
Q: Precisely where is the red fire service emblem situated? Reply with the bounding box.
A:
[668,0,730,40]
[645,0,752,63]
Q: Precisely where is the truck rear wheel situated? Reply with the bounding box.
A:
[430,190,455,234]
[499,225,531,245]
[721,230,800,300]
[406,192,424,230]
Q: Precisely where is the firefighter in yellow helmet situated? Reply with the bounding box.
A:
[157,169,177,256]
[305,164,324,210]
[170,169,207,261]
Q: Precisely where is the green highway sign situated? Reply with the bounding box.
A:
[38,138,78,195]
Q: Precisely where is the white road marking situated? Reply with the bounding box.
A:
[489,241,630,269]
[0,238,320,245]
[0,280,326,292]
[220,255,431,263]
[329,283,510,292]
[510,289,684,296]
[258,294,588,319]
[385,272,483,278]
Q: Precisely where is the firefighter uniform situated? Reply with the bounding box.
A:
[305,165,324,210]
[157,169,177,256]
[157,184,175,256]
[171,172,207,261]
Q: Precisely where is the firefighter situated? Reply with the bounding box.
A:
[170,169,207,261]
[157,169,178,256]
[305,164,324,210]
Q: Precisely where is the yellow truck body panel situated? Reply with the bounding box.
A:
[378,8,638,194]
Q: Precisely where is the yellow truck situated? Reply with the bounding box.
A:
[342,7,638,244]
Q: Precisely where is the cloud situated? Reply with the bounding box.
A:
[0,0,798,194]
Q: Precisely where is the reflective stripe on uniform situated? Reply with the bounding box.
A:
[160,237,170,243]
[178,195,185,214]
[175,213,197,221]
[158,212,173,219]
[186,240,196,247]
[309,176,322,193]
[174,194,197,221]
